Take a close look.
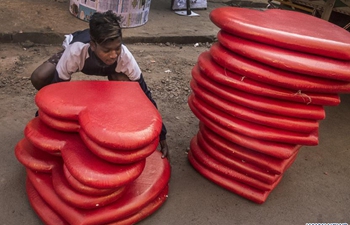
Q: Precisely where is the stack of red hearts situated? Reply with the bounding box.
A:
[15,81,171,224]
[188,7,350,204]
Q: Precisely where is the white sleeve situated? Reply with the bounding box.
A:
[56,43,89,81]
[62,34,73,49]
[115,45,141,81]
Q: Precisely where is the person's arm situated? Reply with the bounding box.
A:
[137,74,168,134]
[55,42,89,82]
[137,74,169,158]
[115,45,169,158]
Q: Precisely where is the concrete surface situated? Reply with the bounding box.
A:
[1,0,350,225]
[0,0,226,45]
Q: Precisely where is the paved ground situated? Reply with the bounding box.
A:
[0,0,350,225]
[0,0,225,45]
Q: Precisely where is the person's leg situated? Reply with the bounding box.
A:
[30,50,64,90]
[30,62,56,90]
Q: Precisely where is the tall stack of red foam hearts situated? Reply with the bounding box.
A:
[15,81,171,224]
[188,6,350,204]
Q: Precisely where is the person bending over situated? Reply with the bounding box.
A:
[30,10,169,158]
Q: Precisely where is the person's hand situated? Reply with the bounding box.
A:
[159,140,169,159]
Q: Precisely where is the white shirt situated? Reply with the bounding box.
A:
[56,42,141,81]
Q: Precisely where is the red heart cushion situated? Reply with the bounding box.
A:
[25,118,157,164]
[26,151,170,225]
[217,30,350,82]
[15,138,61,172]
[210,43,350,93]
[23,117,146,188]
[188,138,282,204]
[188,94,319,145]
[199,125,299,175]
[210,7,350,60]
[190,136,277,191]
[26,179,169,225]
[190,73,319,133]
[196,131,281,184]
[26,178,69,225]
[52,164,127,209]
[35,81,162,150]
[195,55,340,106]
[189,102,301,159]
[62,164,119,196]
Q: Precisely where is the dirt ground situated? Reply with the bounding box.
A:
[1,41,350,225]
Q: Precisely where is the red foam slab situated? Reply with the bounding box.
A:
[196,53,340,106]
[190,136,276,191]
[38,109,80,132]
[105,186,168,225]
[35,81,162,150]
[194,58,327,120]
[24,117,67,155]
[200,124,299,174]
[210,7,350,60]
[61,138,146,189]
[26,178,69,225]
[26,178,169,225]
[210,43,350,93]
[15,138,61,172]
[52,164,127,209]
[196,131,280,184]
[26,117,157,164]
[27,151,170,225]
[190,75,319,133]
[188,97,301,159]
[80,129,158,164]
[188,147,281,204]
[217,30,350,82]
[24,117,146,189]
[63,164,119,196]
[189,94,319,145]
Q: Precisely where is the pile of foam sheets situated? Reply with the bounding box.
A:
[188,6,350,204]
[15,81,171,225]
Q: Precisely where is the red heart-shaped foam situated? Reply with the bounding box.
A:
[196,131,280,184]
[24,118,146,189]
[210,7,350,60]
[79,129,158,164]
[195,55,340,106]
[189,102,301,159]
[190,136,278,191]
[188,140,282,204]
[26,151,170,225]
[188,94,319,146]
[62,164,119,196]
[26,118,157,164]
[52,164,127,209]
[217,30,350,82]
[35,81,162,150]
[15,138,61,172]
[26,178,169,225]
[199,124,299,175]
[190,72,319,133]
[210,43,350,93]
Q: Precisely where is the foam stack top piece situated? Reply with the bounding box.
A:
[210,7,350,60]
[35,81,162,150]
[217,30,350,82]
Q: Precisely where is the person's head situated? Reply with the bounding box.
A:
[89,10,122,65]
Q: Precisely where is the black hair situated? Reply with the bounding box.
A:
[89,10,122,44]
